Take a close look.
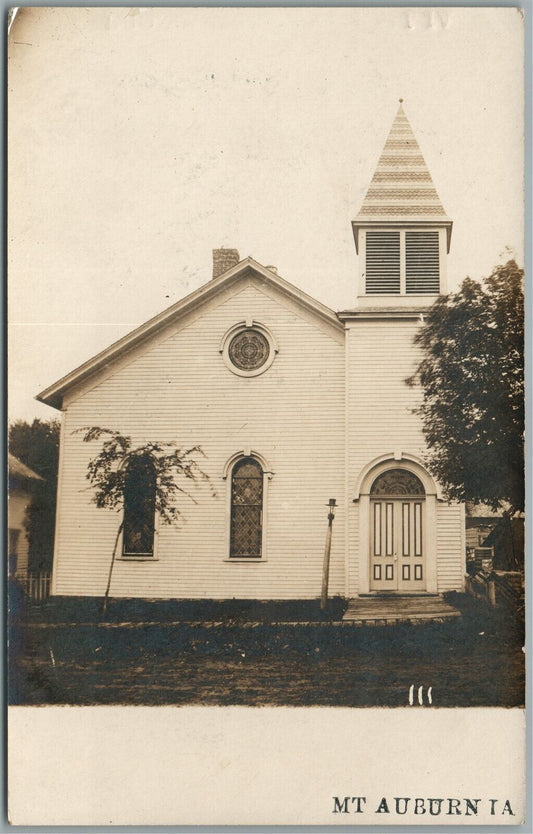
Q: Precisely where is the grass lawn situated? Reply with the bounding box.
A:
[9,594,524,708]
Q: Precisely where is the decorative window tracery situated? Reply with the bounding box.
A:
[228,330,270,372]
[370,468,425,496]
[220,321,278,377]
[230,458,263,558]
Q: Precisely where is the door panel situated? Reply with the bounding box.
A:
[399,500,425,591]
[370,500,397,590]
[370,499,425,591]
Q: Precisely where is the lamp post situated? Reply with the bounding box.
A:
[320,498,337,611]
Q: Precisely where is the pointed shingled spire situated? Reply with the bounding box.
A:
[355,101,450,224]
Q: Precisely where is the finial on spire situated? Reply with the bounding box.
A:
[399,98,404,103]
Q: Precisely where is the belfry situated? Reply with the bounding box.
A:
[352,101,452,305]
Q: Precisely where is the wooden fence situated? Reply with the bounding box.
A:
[25,572,51,603]
[465,570,523,611]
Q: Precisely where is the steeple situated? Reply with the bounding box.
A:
[352,102,452,305]
[355,101,451,231]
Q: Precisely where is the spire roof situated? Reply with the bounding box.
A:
[355,102,450,224]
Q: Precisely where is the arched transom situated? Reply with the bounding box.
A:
[370,468,425,496]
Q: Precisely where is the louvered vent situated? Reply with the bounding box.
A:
[365,231,401,294]
[406,231,440,294]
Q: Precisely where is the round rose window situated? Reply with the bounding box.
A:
[228,329,270,372]
[220,321,278,377]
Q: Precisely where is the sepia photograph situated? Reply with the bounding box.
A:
[7,5,526,825]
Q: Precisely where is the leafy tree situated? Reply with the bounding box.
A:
[77,427,215,611]
[407,260,524,515]
[9,418,60,572]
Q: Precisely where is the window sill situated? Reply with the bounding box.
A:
[119,556,159,562]
[223,558,268,563]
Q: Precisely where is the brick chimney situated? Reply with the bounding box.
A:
[212,248,240,279]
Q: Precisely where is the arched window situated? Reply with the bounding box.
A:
[230,457,263,558]
[123,455,156,557]
[370,468,425,496]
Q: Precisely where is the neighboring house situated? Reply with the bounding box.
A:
[8,453,43,580]
[465,502,524,573]
[38,102,465,603]
[465,502,501,552]
[483,515,524,573]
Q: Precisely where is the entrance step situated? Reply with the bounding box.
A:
[342,595,461,625]
[359,592,440,598]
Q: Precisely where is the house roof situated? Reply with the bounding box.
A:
[465,501,502,519]
[8,453,44,482]
[37,257,343,410]
[352,101,452,250]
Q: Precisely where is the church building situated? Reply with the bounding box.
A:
[38,103,465,603]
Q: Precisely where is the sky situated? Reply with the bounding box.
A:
[8,6,524,422]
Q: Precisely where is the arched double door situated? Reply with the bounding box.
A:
[369,468,426,592]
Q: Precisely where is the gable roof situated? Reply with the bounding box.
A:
[37,257,343,410]
[353,102,452,250]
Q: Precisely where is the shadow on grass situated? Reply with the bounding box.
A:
[20,595,348,624]
[9,593,524,708]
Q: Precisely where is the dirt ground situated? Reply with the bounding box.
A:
[9,595,524,708]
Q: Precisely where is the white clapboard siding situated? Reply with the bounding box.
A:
[436,504,466,592]
[53,281,346,600]
[346,505,361,597]
[346,317,425,595]
[345,318,464,595]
